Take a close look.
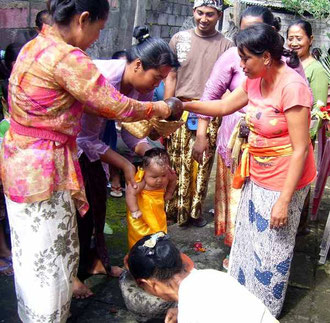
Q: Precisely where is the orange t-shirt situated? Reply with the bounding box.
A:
[243,66,316,191]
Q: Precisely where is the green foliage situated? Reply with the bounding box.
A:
[281,0,330,20]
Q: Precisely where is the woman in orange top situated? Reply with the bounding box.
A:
[0,0,170,321]
[183,24,315,317]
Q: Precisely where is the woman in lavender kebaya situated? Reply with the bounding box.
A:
[193,6,307,269]
[75,26,179,297]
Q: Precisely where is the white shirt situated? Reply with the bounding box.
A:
[178,269,278,323]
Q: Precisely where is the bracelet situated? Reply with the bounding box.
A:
[131,210,142,219]
[145,102,154,119]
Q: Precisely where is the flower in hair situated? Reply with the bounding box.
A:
[142,232,166,249]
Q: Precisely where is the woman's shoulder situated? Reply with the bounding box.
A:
[305,59,327,78]
[283,64,309,86]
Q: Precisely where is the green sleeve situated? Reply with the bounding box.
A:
[306,62,329,109]
[0,119,10,138]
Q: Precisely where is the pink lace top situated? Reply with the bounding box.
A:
[0,25,159,215]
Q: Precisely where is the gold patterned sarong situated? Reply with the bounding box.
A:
[165,108,220,225]
[126,169,167,249]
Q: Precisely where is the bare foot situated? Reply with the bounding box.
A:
[0,258,13,276]
[88,258,107,275]
[109,266,123,278]
[0,246,12,259]
[88,258,123,277]
[72,277,93,299]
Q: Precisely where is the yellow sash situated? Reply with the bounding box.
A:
[233,143,293,189]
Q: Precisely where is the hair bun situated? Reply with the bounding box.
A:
[273,16,281,32]
[282,48,299,68]
[133,26,150,43]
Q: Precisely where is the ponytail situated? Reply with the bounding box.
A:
[126,26,180,71]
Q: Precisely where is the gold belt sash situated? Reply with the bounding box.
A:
[232,143,293,189]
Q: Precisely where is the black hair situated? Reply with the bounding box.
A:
[1,42,25,100]
[35,10,51,31]
[142,148,170,169]
[112,50,128,60]
[240,6,281,31]
[287,19,313,39]
[311,48,322,60]
[126,26,180,71]
[235,23,299,68]
[4,43,24,72]
[48,0,109,26]
[128,233,183,281]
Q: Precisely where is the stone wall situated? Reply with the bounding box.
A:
[0,0,195,58]
[143,0,194,42]
[0,0,45,48]
[223,7,330,51]
[0,0,138,59]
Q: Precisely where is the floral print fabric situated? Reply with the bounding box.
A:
[6,191,78,323]
[229,180,309,317]
[1,25,157,214]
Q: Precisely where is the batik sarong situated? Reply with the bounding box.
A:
[229,180,309,318]
[166,117,220,225]
[214,155,241,246]
[5,191,78,323]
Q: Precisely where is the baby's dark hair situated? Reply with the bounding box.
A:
[126,26,180,71]
[128,233,183,281]
[142,148,170,169]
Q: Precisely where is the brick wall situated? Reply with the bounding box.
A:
[144,0,194,42]
[0,0,195,58]
[0,0,44,48]
[0,0,139,59]
[223,7,330,51]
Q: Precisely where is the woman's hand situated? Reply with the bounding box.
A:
[165,308,178,323]
[154,101,171,119]
[123,162,137,189]
[193,135,209,164]
[270,198,289,229]
[164,167,177,201]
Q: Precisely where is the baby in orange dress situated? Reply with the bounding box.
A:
[125,148,177,249]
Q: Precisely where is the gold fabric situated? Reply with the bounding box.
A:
[214,155,241,246]
[122,118,184,139]
[166,117,220,225]
[127,169,167,249]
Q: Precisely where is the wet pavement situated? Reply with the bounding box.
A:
[1,166,329,322]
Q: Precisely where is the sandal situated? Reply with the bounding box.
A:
[110,185,123,198]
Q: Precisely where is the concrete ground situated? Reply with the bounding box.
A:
[1,167,329,322]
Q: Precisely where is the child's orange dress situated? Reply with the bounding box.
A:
[127,168,167,249]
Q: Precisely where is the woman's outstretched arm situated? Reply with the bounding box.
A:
[183,86,248,117]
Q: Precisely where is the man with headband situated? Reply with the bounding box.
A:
[164,0,233,227]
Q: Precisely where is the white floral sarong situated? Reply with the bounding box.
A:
[6,191,79,323]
